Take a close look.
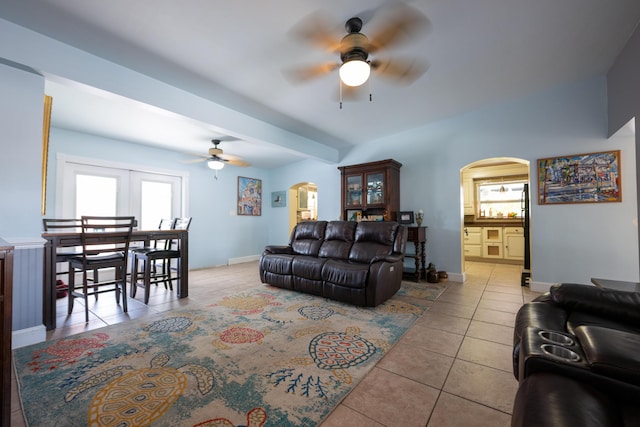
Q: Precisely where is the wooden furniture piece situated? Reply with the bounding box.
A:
[403,226,427,281]
[591,277,640,292]
[43,228,190,330]
[68,216,135,322]
[130,218,175,291]
[131,217,192,304]
[0,239,14,426]
[338,159,402,222]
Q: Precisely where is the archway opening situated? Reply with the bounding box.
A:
[461,158,531,285]
[288,182,318,234]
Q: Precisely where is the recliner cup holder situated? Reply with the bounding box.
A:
[540,343,581,362]
[538,330,575,346]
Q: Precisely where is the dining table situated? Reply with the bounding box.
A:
[42,229,189,330]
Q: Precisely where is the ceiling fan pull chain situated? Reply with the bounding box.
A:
[339,78,343,109]
[369,77,372,102]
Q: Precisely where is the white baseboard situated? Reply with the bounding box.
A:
[529,281,558,294]
[12,325,46,349]
[228,255,261,265]
[448,272,465,283]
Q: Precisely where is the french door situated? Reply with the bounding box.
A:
[57,155,186,229]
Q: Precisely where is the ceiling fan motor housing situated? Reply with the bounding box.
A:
[340,32,370,63]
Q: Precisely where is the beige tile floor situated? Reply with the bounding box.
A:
[11,260,539,426]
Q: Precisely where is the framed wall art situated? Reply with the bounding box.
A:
[237,176,262,216]
[537,150,621,205]
[271,190,286,208]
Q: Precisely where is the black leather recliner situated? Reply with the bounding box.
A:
[511,283,640,426]
[259,220,407,306]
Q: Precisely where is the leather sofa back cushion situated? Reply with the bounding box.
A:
[318,221,356,259]
[349,222,397,263]
[355,222,397,246]
[291,221,327,256]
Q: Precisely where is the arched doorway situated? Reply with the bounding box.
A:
[461,158,531,285]
[288,182,318,234]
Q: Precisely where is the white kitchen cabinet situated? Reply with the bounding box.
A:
[504,227,525,260]
[463,177,475,215]
[482,227,503,258]
[463,226,482,257]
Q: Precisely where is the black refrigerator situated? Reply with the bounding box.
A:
[521,183,531,286]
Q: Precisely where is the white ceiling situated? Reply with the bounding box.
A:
[2,0,640,168]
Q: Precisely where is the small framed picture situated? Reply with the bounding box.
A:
[398,211,414,224]
[346,209,362,222]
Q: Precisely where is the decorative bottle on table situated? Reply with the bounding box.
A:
[416,209,424,226]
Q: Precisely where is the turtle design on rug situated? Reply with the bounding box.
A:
[65,352,214,426]
[210,292,283,315]
[194,407,267,427]
[212,324,271,349]
[267,325,391,395]
[27,332,109,372]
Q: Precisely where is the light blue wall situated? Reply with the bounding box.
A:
[48,128,271,269]
[268,78,639,285]
[0,62,44,238]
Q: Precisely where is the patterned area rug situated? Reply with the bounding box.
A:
[14,281,446,426]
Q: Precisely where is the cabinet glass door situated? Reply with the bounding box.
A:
[367,173,384,205]
[346,175,363,206]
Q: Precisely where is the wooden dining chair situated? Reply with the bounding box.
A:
[129,218,174,289]
[131,217,191,304]
[68,216,135,322]
[42,218,83,296]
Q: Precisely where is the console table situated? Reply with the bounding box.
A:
[403,226,427,281]
[42,229,189,330]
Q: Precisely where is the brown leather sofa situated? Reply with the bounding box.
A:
[511,283,640,426]
[259,220,407,306]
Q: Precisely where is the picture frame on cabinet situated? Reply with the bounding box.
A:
[537,150,621,204]
[346,209,362,222]
[398,211,414,224]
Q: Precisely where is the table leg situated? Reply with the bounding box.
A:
[178,232,188,298]
[420,241,427,279]
[414,241,421,281]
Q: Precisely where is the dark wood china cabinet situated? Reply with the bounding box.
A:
[338,159,401,222]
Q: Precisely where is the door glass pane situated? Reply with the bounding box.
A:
[367,173,384,204]
[141,180,172,230]
[75,174,117,217]
[346,175,362,206]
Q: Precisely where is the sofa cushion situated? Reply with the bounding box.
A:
[292,256,327,280]
[291,221,327,256]
[575,325,640,387]
[348,222,397,264]
[322,260,369,289]
[319,221,356,260]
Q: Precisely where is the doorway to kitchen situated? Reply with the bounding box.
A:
[288,182,318,235]
[461,158,531,285]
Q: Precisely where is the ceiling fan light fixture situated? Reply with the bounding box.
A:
[339,59,370,87]
[207,159,225,170]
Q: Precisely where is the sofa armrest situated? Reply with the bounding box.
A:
[263,245,293,255]
[551,283,640,326]
[370,253,404,264]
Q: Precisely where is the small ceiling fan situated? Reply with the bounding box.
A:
[186,139,250,171]
[285,3,430,91]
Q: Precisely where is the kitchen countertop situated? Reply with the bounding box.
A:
[464,219,525,227]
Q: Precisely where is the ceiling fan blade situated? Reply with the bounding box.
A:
[283,62,339,84]
[225,158,251,167]
[371,58,429,84]
[368,4,430,53]
[219,153,251,167]
[288,10,343,53]
[182,157,207,164]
